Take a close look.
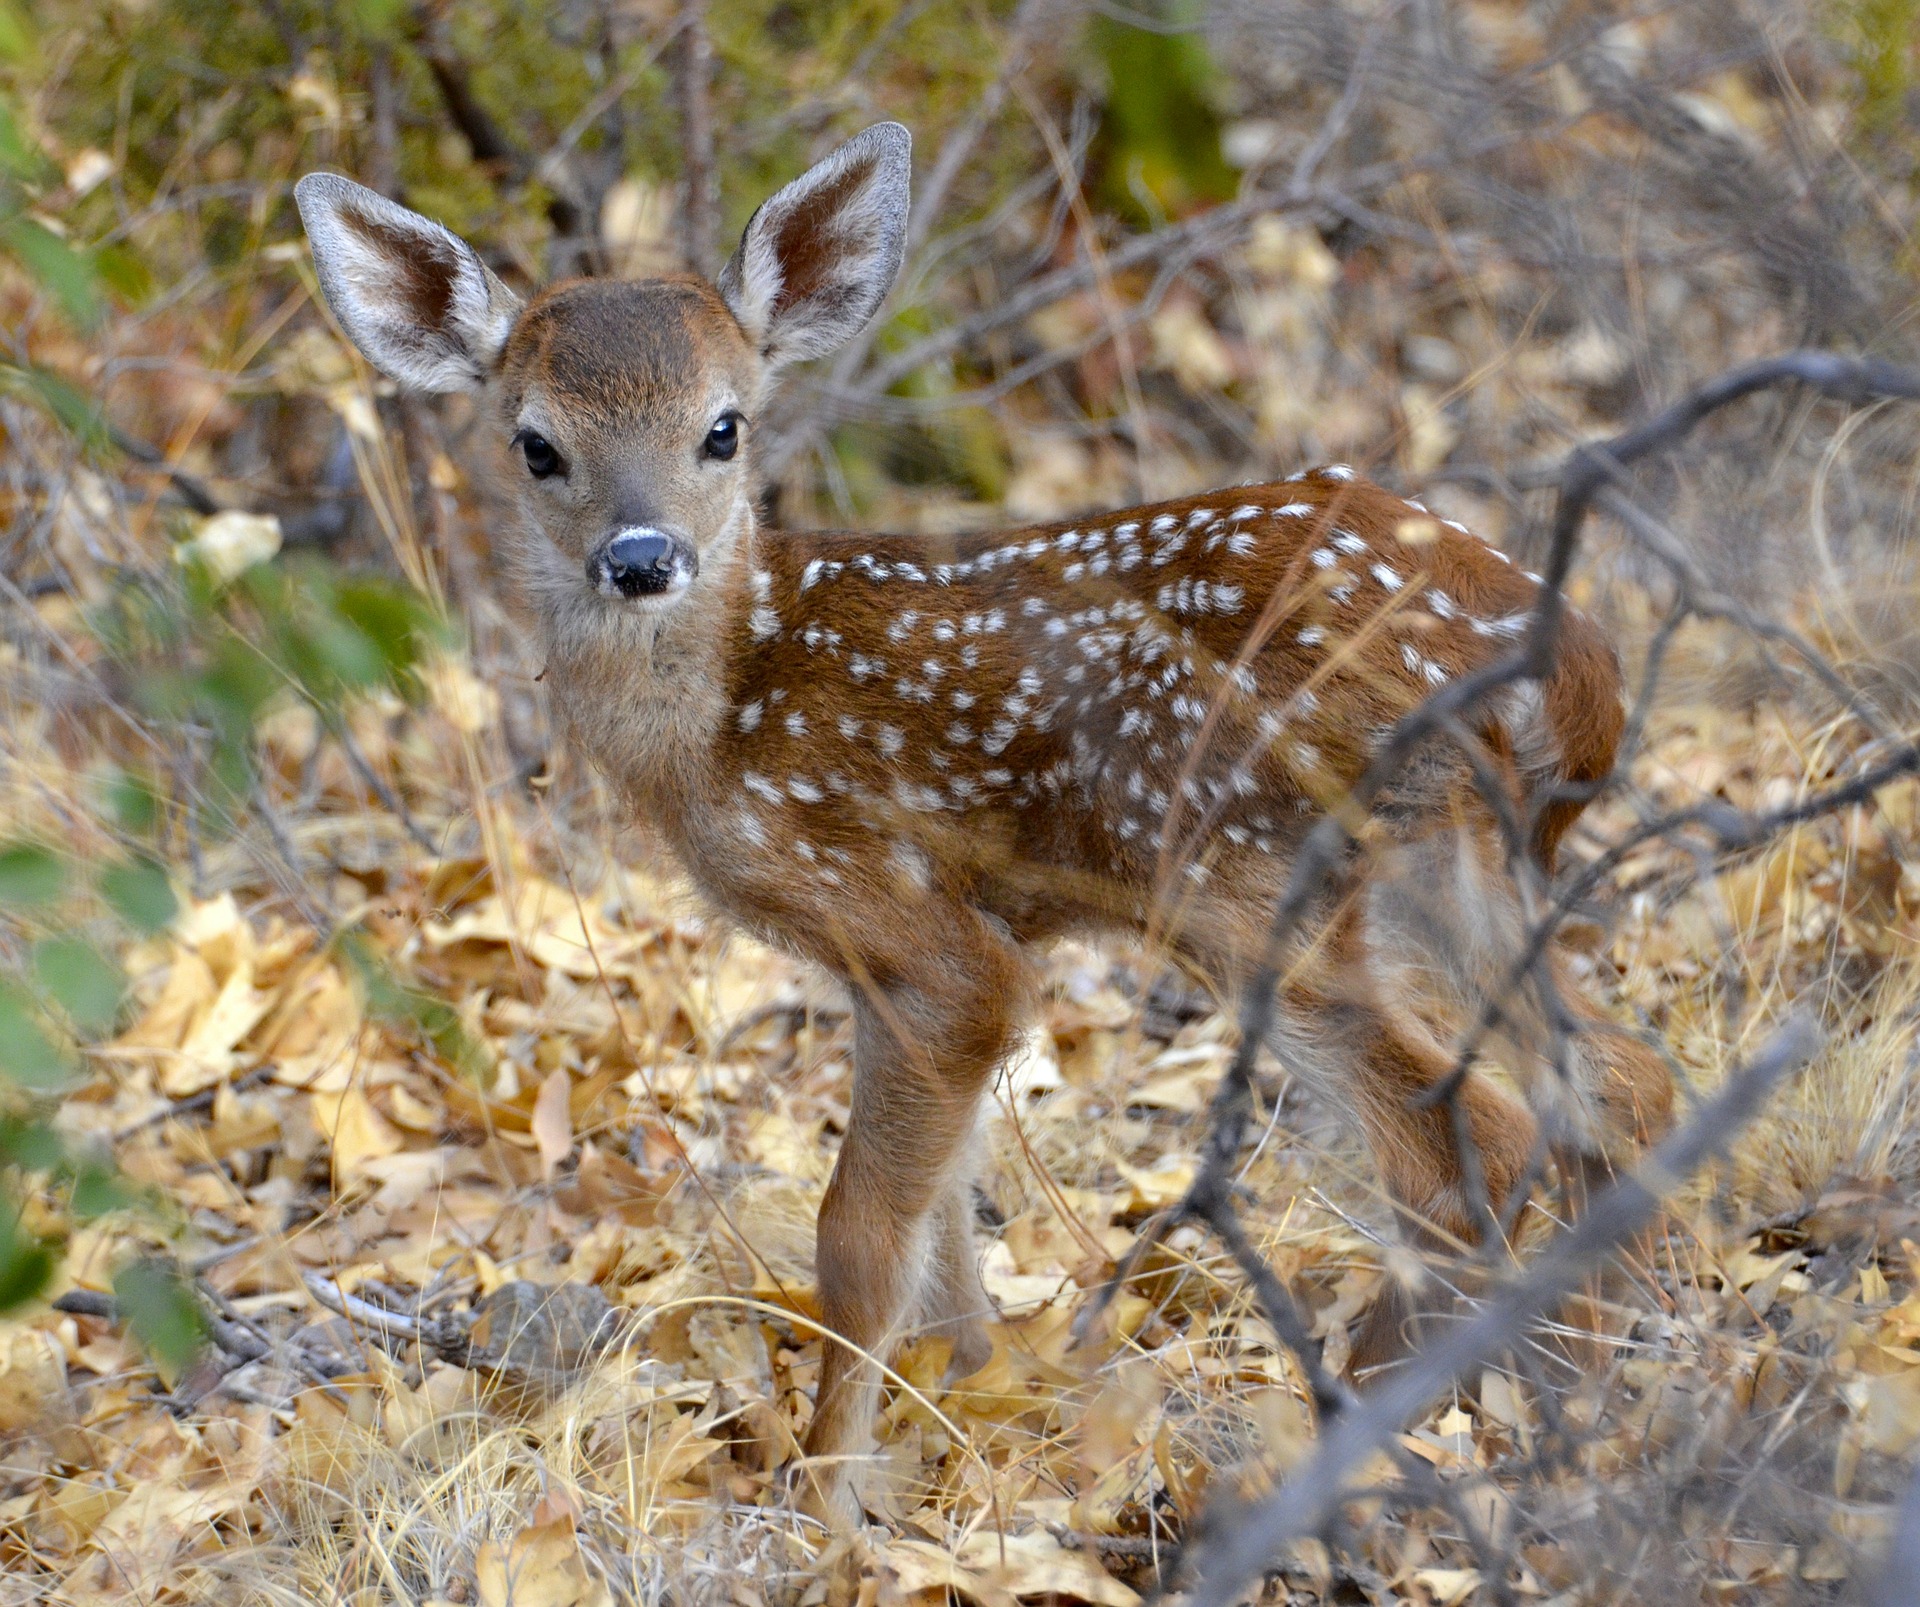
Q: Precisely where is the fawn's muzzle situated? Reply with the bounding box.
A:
[589,528,694,600]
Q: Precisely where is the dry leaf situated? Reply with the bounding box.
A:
[311,1085,405,1180]
[0,1326,68,1432]
[955,1530,1141,1607]
[1412,1566,1481,1606]
[475,1517,612,1607]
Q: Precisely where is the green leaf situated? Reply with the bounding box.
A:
[0,988,73,1088]
[1090,4,1235,221]
[340,927,492,1080]
[68,1164,134,1220]
[334,577,439,681]
[99,858,177,934]
[0,842,65,906]
[0,1219,54,1313]
[0,215,100,328]
[0,360,108,447]
[113,1258,207,1373]
[0,1,32,63]
[351,0,406,39]
[105,769,162,837]
[91,244,152,307]
[0,100,45,180]
[0,1116,63,1171]
[33,938,125,1036]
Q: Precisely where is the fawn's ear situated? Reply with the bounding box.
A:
[718,122,910,371]
[294,174,521,394]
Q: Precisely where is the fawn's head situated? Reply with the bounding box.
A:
[295,124,910,614]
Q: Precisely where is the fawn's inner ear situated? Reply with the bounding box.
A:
[295,173,521,395]
[718,121,912,372]
[338,204,463,330]
[760,165,876,317]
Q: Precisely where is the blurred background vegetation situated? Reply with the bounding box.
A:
[4,0,1920,1602]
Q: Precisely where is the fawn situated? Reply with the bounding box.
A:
[296,122,1672,1523]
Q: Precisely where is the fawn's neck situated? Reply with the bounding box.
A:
[534,503,757,813]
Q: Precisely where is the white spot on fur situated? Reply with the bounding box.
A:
[893,778,947,812]
[891,841,933,890]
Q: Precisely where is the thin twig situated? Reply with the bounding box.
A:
[1181,1015,1819,1607]
[673,1,718,278]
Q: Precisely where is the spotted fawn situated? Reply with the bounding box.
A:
[296,123,1672,1524]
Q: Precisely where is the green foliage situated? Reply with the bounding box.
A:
[0,987,71,1089]
[0,361,109,447]
[0,537,443,1328]
[94,551,447,817]
[32,938,125,1037]
[341,927,492,1080]
[0,843,67,908]
[112,1257,208,1373]
[0,5,106,330]
[1088,3,1235,223]
[0,1211,52,1310]
[0,1109,135,1313]
[1836,0,1920,134]
[98,857,177,935]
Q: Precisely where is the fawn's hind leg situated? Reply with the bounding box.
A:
[1338,1001,1538,1375]
[1263,966,1537,1375]
[920,1169,994,1380]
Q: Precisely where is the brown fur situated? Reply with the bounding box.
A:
[519,461,1673,1516]
[296,142,1673,1527]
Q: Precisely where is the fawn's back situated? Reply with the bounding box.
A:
[686,468,1624,960]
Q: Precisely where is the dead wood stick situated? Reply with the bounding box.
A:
[1182,1014,1819,1607]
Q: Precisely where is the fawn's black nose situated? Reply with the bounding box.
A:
[593,528,680,598]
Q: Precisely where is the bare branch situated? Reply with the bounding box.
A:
[673,1,718,278]
[1181,1014,1820,1607]
[1870,1462,1920,1607]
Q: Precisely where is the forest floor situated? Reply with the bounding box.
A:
[4,558,1920,1606]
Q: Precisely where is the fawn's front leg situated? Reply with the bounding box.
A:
[796,916,1027,1526]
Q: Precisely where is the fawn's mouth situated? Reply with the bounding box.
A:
[587,528,698,602]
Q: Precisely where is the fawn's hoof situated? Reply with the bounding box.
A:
[780,1454,863,1534]
[941,1318,994,1383]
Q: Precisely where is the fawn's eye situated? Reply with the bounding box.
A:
[515,431,563,479]
[704,413,741,462]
